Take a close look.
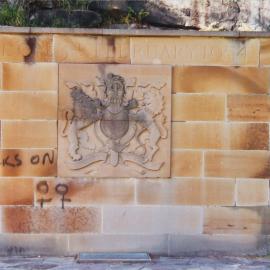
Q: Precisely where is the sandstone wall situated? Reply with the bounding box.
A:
[0,29,268,256]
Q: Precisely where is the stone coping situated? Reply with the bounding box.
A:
[0,26,270,37]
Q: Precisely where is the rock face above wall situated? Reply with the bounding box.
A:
[154,0,270,31]
[3,0,270,30]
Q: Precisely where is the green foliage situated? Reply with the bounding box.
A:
[0,1,149,28]
[121,7,149,26]
[0,2,27,26]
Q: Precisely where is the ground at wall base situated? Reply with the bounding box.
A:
[0,256,269,270]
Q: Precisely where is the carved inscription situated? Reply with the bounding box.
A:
[131,37,259,66]
[58,65,171,177]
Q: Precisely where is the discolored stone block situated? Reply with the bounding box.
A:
[169,234,270,257]
[173,67,270,94]
[2,121,57,148]
[58,64,171,178]
[172,122,269,150]
[131,37,259,66]
[68,234,168,255]
[2,206,101,233]
[205,151,270,178]
[35,178,135,205]
[171,150,202,177]
[172,94,225,121]
[260,39,270,66]
[0,178,33,205]
[0,149,56,177]
[228,95,270,122]
[136,178,235,206]
[2,63,58,91]
[0,234,68,256]
[103,206,203,234]
[54,35,130,63]
[0,34,52,62]
[204,206,270,235]
[236,179,269,206]
[0,92,57,120]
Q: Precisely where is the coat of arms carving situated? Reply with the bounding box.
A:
[58,64,171,177]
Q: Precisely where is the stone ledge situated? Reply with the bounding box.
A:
[0,26,270,37]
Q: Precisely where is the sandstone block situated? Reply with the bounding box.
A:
[2,206,101,233]
[0,92,57,120]
[171,150,202,177]
[172,94,225,121]
[228,95,270,122]
[103,206,203,234]
[173,67,270,94]
[0,149,56,177]
[35,178,135,205]
[2,63,58,91]
[131,37,259,66]
[54,35,130,63]
[0,178,33,205]
[236,179,269,206]
[137,178,235,206]
[205,151,270,178]
[0,34,52,62]
[260,39,270,66]
[0,234,68,256]
[169,234,269,257]
[68,234,168,255]
[204,206,270,234]
[172,122,269,150]
[2,121,57,148]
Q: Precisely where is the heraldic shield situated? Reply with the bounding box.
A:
[58,64,171,178]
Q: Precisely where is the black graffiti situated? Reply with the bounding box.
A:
[30,151,55,165]
[2,154,22,167]
[30,155,40,165]
[0,151,55,168]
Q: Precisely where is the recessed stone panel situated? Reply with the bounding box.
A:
[58,64,171,178]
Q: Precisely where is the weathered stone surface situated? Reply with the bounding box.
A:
[205,150,270,179]
[2,206,101,233]
[0,234,68,256]
[0,34,52,62]
[103,206,203,234]
[2,121,57,148]
[54,35,130,63]
[68,234,168,255]
[58,64,171,178]
[172,94,225,121]
[90,0,270,31]
[260,39,270,66]
[137,178,235,206]
[131,37,259,66]
[0,178,33,205]
[35,178,135,205]
[0,149,56,177]
[204,206,270,234]
[173,67,270,94]
[172,122,269,150]
[0,92,57,119]
[171,150,202,177]
[169,234,270,256]
[228,95,270,122]
[2,63,58,91]
[236,179,269,206]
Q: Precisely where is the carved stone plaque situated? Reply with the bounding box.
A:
[58,64,171,177]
